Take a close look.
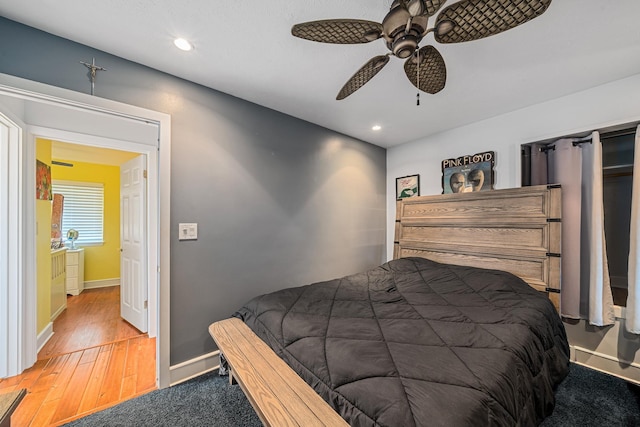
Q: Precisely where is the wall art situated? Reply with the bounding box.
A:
[442,151,495,194]
[396,174,420,199]
[36,159,52,200]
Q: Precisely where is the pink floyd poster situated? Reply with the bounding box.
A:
[442,151,495,194]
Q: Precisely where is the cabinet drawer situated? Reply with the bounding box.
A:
[66,277,78,288]
[67,265,78,277]
[67,252,79,265]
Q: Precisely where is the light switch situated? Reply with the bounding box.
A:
[178,223,198,240]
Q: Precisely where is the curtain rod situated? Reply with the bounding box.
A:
[572,134,592,147]
[540,135,592,152]
[540,145,555,153]
[537,126,637,153]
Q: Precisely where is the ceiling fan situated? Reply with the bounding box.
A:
[291,0,553,100]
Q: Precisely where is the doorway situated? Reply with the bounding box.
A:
[0,73,171,388]
[37,141,147,359]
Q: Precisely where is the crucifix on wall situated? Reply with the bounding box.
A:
[80,57,106,95]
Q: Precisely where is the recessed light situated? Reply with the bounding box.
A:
[174,38,193,51]
[372,125,382,131]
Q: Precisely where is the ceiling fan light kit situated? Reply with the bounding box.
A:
[291,0,552,100]
[407,0,427,16]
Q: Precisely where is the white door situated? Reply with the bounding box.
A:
[120,155,148,332]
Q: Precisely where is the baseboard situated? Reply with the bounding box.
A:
[572,345,640,385]
[169,350,220,386]
[50,303,66,322]
[37,322,54,352]
[83,278,120,290]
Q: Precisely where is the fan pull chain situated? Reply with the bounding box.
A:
[416,50,420,106]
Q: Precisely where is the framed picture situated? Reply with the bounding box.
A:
[36,159,52,200]
[442,151,495,194]
[396,174,420,199]
[51,193,64,239]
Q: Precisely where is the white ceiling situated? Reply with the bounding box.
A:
[2,0,640,148]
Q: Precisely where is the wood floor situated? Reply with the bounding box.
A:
[0,287,157,426]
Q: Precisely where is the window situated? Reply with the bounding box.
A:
[51,181,104,245]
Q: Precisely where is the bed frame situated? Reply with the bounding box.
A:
[394,184,561,310]
[209,184,561,426]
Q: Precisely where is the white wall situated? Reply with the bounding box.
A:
[387,72,640,382]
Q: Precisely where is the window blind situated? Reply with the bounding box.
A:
[51,181,104,244]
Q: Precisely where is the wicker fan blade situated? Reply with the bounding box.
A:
[434,0,552,44]
[404,45,446,94]
[292,19,383,44]
[337,55,390,100]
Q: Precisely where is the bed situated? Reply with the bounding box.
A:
[209,185,569,426]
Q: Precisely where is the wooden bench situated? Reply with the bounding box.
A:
[209,318,348,427]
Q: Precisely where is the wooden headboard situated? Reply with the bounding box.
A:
[394,185,561,311]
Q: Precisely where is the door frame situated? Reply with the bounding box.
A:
[0,104,33,378]
[0,73,171,388]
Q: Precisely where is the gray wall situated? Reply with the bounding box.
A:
[0,17,387,364]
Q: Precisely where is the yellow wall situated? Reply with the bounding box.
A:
[51,159,121,282]
[36,139,52,334]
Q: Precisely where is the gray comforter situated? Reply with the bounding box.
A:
[234,257,570,426]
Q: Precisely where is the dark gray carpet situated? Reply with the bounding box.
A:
[63,372,262,427]
[65,363,639,426]
[541,363,640,427]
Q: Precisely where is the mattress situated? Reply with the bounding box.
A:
[234,257,570,426]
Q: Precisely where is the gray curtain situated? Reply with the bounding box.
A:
[626,125,640,332]
[548,139,583,318]
[582,133,615,325]
[548,134,615,324]
[530,143,549,186]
